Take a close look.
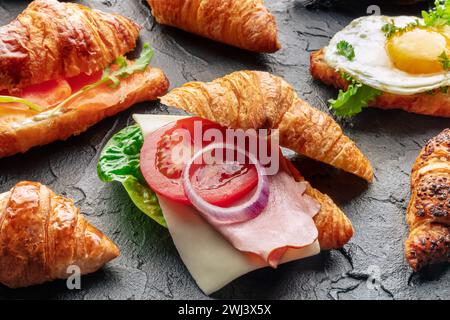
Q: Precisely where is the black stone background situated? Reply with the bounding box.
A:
[0,0,449,300]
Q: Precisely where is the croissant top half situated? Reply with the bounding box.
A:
[0,0,140,91]
[161,70,374,182]
[147,0,280,53]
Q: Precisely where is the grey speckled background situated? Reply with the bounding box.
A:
[0,0,449,300]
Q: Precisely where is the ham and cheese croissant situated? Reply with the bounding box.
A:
[405,129,450,271]
[281,156,354,250]
[0,0,169,158]
[146,0,281,53]
[161,70,374,182]
[0,181,119,288]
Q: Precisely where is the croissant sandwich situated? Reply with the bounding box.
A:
[0,181,119,288]
[95,71,367,294]
[0,0,169,159]
[146,0,281,53]
[310,1,450,118]
[405,129,450,271]
[161,70,374,182]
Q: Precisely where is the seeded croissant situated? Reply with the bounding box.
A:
[146,0,281,52]
[405,129,450,271]
[161,70,374,182]
[0,181,119,288]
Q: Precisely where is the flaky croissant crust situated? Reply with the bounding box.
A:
[405,129,450,271]
[281,156,354,250]
[0,181,119,288]
[147,0,280,52]
[0,0,140,91]
[161,70,373,182]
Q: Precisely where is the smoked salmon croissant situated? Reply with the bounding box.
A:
[405,129,450,271]
[0,0,140,91]
[146,0,281,53]
[0,181,119,288]
[160,70,374,182]
[0,0,169,159]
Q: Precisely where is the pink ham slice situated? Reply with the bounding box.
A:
[202,170,320,268]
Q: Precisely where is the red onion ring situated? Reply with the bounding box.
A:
[182,143,269,224]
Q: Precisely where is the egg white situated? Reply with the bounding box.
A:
[324,15,450,95]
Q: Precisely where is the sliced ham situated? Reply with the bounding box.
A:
[202,170,320,267]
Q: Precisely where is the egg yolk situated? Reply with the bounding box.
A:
[387,28,449,74]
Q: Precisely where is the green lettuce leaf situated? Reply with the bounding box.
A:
[329,78,381,117]
[98,125,166,227]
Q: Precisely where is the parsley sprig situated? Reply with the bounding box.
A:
[439,51,450,70]
[381,19,420,39]
[329,74,382,117]
[336,40,355,61]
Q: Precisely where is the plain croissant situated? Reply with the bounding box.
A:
[161,70,374,182]
[0,0,141,91]
[0,181,119,288]
[405,129,450,271]
[146,0,281,53]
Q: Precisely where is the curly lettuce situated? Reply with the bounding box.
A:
[329,75,381,117]
[97,125,166,227]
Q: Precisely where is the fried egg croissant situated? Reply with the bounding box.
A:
[405,129,450,271]
[161,70,374,182]
[146,0,280,52]
[0,0,169,158]
[0,182,119,288]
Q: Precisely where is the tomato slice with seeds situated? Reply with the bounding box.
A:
[140,117,259,206]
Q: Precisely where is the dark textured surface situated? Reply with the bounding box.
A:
[0,0,449,300]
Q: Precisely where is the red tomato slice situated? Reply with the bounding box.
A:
[140,117,258,206]
[66,71,102,92]
[2,71,102,109]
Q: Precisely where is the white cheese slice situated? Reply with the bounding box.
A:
[133,113,321,295]
[133,114,188,137]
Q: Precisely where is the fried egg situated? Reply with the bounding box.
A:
[324,15,450,95]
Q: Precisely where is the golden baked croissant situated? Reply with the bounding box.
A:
[281,156,354,249]
[0,0,140,91]
[311,49,450,118]
[146,0,281,53]
[405,129,450,271]
[0,181,119,288]
[0,0,170,158]
[161,70,374,182]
